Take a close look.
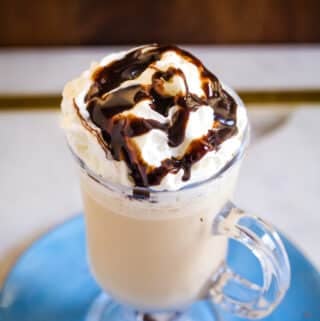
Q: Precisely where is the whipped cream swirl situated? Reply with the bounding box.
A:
[61,44,247,191]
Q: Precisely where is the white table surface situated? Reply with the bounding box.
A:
[0,46,320,94]
[0,46,319,288]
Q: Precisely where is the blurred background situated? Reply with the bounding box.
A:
[1,0,320,46]
[0,0,320,310]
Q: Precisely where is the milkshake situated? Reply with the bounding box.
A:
[61,45,289,318]
[78,160,240,310]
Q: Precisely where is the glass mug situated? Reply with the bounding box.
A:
[69,90,290,321]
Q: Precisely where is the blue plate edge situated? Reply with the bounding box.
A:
[0,214,83,299]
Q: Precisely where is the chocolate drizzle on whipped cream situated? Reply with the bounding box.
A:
[76,44,238,187]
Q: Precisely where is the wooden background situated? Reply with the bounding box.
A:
[0,0,320,46]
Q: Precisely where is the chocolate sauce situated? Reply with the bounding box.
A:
[150,88,175,117]
[81,44,238,187]
[167,107,189,147]
[86,45,173,101]
[142,314,157,321]
[132,187,150,200]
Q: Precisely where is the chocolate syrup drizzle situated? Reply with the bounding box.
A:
[78,44,238,187]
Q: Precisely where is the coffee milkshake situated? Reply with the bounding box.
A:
[61,45,248,311]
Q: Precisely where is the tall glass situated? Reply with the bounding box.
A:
[69,91,290,321]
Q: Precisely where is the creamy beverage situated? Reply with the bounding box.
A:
[61,45,248,311]
[79,162,240,310]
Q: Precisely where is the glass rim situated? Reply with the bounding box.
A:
[69,124,250,197]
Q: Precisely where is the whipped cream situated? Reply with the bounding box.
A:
[61,45,248,191]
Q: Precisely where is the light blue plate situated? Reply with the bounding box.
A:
[0,215,319,321]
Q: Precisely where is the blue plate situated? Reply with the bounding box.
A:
[0,215,319,321]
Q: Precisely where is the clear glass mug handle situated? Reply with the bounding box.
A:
[210,202,291,319]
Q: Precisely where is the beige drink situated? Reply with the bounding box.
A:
[62,45,289,319]
[80,161,240,311]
